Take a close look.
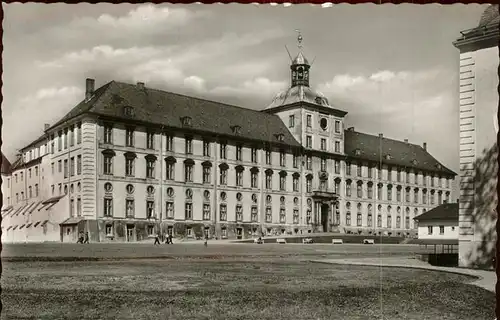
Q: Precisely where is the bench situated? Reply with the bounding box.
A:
[276,238,287,244]
[331,239,343,244]
[363,239,375,244]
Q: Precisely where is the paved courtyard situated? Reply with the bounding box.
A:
[1,242,496,320]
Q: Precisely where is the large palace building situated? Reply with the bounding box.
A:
[1,40,456,243]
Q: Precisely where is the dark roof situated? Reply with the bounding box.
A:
[51,81,300,148]
[413,203,458,222]
[478,4,499,28]
[344,130,456,176]
[1,153,12,174]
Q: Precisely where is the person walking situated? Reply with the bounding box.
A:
[204,235,208,247]
[77,231,84,244]
[83,232,89,244]
[168,233,173,244]
[154,233,161,245]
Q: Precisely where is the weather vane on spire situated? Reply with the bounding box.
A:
[295,29,303,50]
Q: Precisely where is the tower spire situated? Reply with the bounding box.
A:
[290,30,310,88]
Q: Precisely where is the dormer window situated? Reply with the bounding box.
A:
[276,134,284,142]
[436,164,442,170]
[181,116,192,127]
[231,125,241,135]
[123,106,134,117]
[385,154,392,160]
[411,159,418,166]
[355,149,361,156]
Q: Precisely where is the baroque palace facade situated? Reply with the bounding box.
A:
[1,44,456,243]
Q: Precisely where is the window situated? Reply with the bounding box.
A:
[35,184,39,197]
[292,154,298,168]
[293,176,299,192]
[397,169,401,182]
[387,215,392,228]
[265,172,272,190]
[146,131,155,149]
[64,160,68,178]
[184,164,193,182]
[104,125,113,143]
[357,213,362,226]
[367,166,373,178]
[367,214,373,227]
[236,145,242,161]
[251,148,257,163]
[388,168,392,181]
[367,184,373,199]
[377,214,382,228]
[203,167,211,184]
[320,138,326,151]
[166,135,174,152]
[125,127,134,147]
[306,135,312,148]
[405,216,410,229]
[266,207,272,223]
[166,202,174,219]
[58,131,62,151]
[77,198,81,216]
[438,192,442,205]
[104,198,113,217]
[160,159,173,178]
[20,172,23,181]
[51,162,55,175]
[346,181,352,197]
[320,179,326,191]
[146,159,155,178]
[396,216,401,228]
[29,186,32,198]
[70,157,75,176]
[265,149,272,165]
[220,143,227,159]
[280,175,286,191]
[334,160,340,174]
[280,151,286,166]
[126,199,134,217]
[236,205,243,221]
[251,171,258,188]
[414,189,419,203]
[387,186,393,201]
[220,168,227,185]
[428,226,433,235]
[431,192,435,205]
[334,179,340,194]
[185,203,193,220]
[306,156,312,170]
[306,177,312,193]
[397,188,401,202]
[251,207,258,222]
[357,183,362,198]
[236,170,243,187]
[279,208,286,223]
[29,168,32,179]
[335,120,340,133]
[346,162,351,176]
[406,171,410,183]
[203,204,210,220]
[378,184,383,200]
[201,141,210,157]
[439,225,445,235]
[125,158,134,176]
[357,164,362,177]
[289,115,295,127]
[320,158,326,171]
[219,204,227,221]
[77,123,82,144]
[306,114,312,127]
[185,137,192,154]
[58,160,62,173]
[405,188,410,203]
[77,155,82,175]
[335,141,340,153]
[64,128,68,149]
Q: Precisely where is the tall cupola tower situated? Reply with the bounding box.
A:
[290,31,310,87]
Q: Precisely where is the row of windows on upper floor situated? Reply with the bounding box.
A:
[48,122,83,154]
[427,225,455,235]
[288,114,342,133]
[7,183,40,206]
[9,165,42,186]
[51,156,82,178]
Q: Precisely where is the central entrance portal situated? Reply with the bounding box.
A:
[320,204,329,232]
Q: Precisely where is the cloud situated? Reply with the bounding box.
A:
[2,86,83,159]
[211,77,287,99]
[183,76,207,92]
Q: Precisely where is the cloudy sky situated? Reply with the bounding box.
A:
[2,3,488,184]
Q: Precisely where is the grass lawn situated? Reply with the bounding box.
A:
[1,258,495,320]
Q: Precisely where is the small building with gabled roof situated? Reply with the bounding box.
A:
[414,202,458,240]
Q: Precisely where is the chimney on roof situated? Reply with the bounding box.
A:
[378,133,383,138]
[347,127,355,131]
[137,82,145,90]
[404,138,408,143]
[423,142,427,151]
[44,123,50,131]
[85,78,95,101]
